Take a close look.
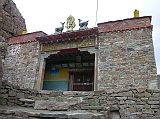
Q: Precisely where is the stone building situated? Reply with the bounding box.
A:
[3,16,157,91]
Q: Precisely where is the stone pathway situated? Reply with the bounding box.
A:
[0,106,105,119]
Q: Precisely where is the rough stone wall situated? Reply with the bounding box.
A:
[0,0,26,86]
[2,32,46,89]
[0,36,8,87]
[3,42,39,89]
[158,75,160,88]
[0,56,3,84]
[97,17,157,91]
[0,0,26,39]
[0,80,160,119]
[2,16,157,91]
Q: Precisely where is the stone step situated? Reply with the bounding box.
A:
[34,96,84,111]
[0,106,105,119]
[19,98,35,107]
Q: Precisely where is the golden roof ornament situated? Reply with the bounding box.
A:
[21,30,27,35]
[134,9,140,18]
[65,15,76,31]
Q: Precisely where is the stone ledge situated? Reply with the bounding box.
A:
[0,106,105,119]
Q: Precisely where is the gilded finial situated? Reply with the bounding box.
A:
[21,30,27,35]
[65,15,76,32]
[134,9,139,18]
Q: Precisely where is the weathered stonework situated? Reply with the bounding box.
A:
[0,1,158,118]
[158,75,160,88]
[42,38,95,52]
[0,81,160,119]
[0,0,26,39]
[97,16,157,90]
[3,42,39,89]
[0,36,8,58]
[0,0,26,87]
[3,16,157,91]
[0,36,7,81]
[3,32,46,89]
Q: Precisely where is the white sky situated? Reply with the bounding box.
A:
[13,0,160,74]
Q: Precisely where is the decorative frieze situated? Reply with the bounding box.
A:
[42,39,95,52]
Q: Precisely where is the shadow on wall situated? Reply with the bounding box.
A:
[109,111,120,119]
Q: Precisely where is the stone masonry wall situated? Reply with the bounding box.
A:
[0,0,26,39]
[3,42,39,89]
[0,80,160,119]
[0,0,25,86]
[0,36,7,86]
[97,17,157,91]
[158,75,160,89]
[2,32,47,89]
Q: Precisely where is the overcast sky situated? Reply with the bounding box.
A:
[13,0,160,74]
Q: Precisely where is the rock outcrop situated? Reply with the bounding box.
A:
[0,0,26,39]
[0,0,26,83]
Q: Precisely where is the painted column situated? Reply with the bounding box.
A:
[35,51,59,90]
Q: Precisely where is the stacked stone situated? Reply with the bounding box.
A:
[158,75,160,88]
[0,0,26,39]
[0,36,8,87]
[97,16,157,91]
[0,80,36,106]
[3,32,46,89]
[0,80,160,119]
[0,0,26,87]
[3,42,39,89]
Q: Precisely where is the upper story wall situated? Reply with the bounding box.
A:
[97,16,157,91]
[3,32,46,89]
[98,16,151,33]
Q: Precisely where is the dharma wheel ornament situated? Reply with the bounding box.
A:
[65,15,76,31]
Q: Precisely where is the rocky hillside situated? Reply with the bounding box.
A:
[0,0,26,39]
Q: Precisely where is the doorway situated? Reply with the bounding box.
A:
[42,49,95,91]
